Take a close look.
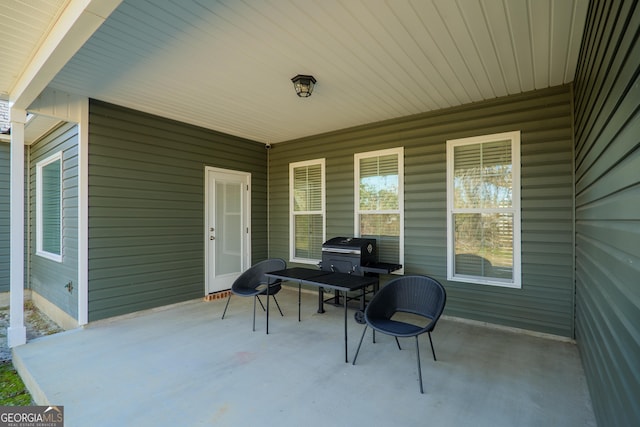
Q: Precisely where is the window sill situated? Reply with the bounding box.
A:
[448,275,521,289]
[36,251,62,263]
[290,258,321,266]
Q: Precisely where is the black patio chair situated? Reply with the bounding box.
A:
[221,258,287,331]
[352,275,447,393]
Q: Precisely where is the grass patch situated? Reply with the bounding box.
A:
[0,362,32,406]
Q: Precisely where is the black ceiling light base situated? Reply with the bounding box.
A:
[291,74,316,97]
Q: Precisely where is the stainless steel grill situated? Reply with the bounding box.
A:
[317,236,402,315]
[320,236,402,275]
[320,237,377,276]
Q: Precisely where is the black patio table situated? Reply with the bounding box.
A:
[264,267,378,363]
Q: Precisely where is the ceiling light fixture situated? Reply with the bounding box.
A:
[291,74,316,98]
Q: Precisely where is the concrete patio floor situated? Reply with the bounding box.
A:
[12,288,596,427]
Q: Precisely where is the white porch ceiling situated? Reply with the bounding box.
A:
[0,0,69,100]
[1,0,69,143]
[2,0,589,144]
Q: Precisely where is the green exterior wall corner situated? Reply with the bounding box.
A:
[573,1,640,426]
[29,123,79,319]
[87,100,267,321]
[0,142,9,293]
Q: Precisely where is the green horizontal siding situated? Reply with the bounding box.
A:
[0,142,9,293]
[573,1,640,426]
[270,85,575,337]
[88,100,267,321]
[29,123,79,318]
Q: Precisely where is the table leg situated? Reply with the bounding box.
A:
[298,282,302,322]
[266,282,270,335]
[344,291,348,363]
[317,288,325,313]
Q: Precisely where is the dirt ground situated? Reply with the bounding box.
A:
[0,301,64,363]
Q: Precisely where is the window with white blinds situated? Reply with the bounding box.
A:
[354,147,404,268]
[446,131,521,288]
[290,159,325,263]
[36,152,63,262]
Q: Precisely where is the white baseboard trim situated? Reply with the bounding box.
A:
[30,291,79,331]
[0,292,9,307]
[441,314,576,343]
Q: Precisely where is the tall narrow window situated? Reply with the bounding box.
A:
[36,152,63,262]
[446,131,521,288]
[355,147,404,269]
[290,159,325,263]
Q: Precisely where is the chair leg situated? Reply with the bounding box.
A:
[256,294,283,316]
[256,295,266,312]
[416,336,424,394]
[221,293,232,319]
[395,336,402,350]
[252,296,257,332]
[428,332,437,361]
[352,325,369,365]
[272,294,284,317]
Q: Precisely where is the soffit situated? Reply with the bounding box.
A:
[0,0,70,100]
[15,0,590,143]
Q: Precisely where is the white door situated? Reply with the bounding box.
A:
[205,167,251,294]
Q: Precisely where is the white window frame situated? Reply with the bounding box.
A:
[289,158,326,264]
[354,147,404,272]
[36,151,63,262]
[446,131,521,288]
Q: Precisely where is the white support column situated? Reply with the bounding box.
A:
[77,98,89,325]
[8,107,27,348]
